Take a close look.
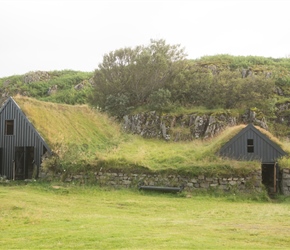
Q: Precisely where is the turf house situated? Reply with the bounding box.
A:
[220,124,287,193]
[1,96,290,195]
[0,97,51,180]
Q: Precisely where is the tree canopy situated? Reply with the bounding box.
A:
[90,39,186,117]
[90,43,290,118]
[1,40,290,124]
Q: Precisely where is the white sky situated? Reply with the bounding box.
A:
[0,0,290,77]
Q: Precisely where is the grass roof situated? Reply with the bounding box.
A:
[14,95,122,154]
[13,95,289,175]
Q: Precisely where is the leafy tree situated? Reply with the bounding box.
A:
[207,70,241,109]
[234,75,275,112]
[90,39,186,117]
[148,88,172,111]
[170,60,213,106]
[104,93,130,118]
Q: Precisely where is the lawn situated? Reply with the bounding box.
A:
[1,184,290,249]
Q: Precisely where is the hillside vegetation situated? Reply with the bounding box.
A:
[1,41,290,137]
[14,96,266,176]
[0,70,93,105]
[2,40,290,174]
[90,41,290,121]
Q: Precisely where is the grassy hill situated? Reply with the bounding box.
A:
[2,55,290,137]
[15,95,283,177]
[2,53,290,176]
[0,70,93,105]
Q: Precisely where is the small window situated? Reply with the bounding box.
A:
[247,139,254,153]
[5,120,14,135]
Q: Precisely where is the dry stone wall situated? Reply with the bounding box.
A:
[40,170,262,193]
[281,168,290,195]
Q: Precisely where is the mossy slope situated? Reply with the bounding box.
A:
[14,95,122,154]
[13,96,288,176]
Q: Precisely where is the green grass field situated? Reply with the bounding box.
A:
[1,183,290,249]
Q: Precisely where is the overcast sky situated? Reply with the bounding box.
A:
[1,0,290,77]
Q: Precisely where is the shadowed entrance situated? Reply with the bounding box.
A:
[261,163,278,194]
[14,147,34,180]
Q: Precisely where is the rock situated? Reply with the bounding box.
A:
[74,79,92,90]
[160,123,168,140]
[200,182,209,188]
[265,72,272,78]
[247,69,253,77]
[241,68,254,78]
[190,178,197,183]
[123,111,238,141]
[207,64,218,75]
[47,85,58,95]
[24,71,50,84]
[242,109,268,130]
[274,86,284,96]
[283,174,290,179]
[74,83,84,90]
[191,115,208,138]
[218,185,228,190]
[282,187,290,196]
[241,69,247,78]
[123,180,131,185]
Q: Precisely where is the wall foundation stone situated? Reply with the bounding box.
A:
[39,169,263,193]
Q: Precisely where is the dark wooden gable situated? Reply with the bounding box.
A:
[0,97,51,179]
[219,124,286,162]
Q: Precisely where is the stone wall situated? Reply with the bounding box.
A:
[280,168,290,195]
[40,170,262,193]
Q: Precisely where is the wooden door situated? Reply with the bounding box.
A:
[15,147,35,180]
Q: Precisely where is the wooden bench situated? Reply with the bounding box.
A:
[138,185,184,193]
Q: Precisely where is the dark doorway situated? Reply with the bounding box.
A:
[262,163,278,194]
[15,147,34,180]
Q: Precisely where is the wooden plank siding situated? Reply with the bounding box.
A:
[0,97,51,179]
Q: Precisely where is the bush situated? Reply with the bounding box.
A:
[105,93,130,118]
[148,88,172,112]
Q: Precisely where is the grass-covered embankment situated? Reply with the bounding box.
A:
[98,125,262,177]
[14,96,286,176]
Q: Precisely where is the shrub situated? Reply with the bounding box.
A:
[148,88,172,112]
